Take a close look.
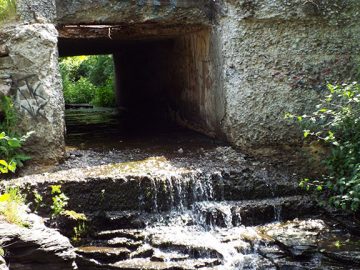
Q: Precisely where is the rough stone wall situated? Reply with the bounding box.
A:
[0,1,65,163]
[218,0,360,155]
[55,0,212,25]
[2,0,360,163]
[167,29,224,136]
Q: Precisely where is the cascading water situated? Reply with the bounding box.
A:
[48,109,360,270]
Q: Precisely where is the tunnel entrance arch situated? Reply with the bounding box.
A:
[57,24,223,143]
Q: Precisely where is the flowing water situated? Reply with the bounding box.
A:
[56,108,360,270]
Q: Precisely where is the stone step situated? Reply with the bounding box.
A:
[87,195,317,233]
[193,195,317,227]
[12,163,302,214]
[111,258,221,270]
[76,246,131,264]
[94,229,147,241]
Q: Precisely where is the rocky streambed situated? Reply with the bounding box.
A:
[2,145,360,269]
[1,108,360,269]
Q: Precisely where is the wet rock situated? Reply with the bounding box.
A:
[0,219,77,270]
[193,196,316,227]
[0,256,8,270]
[76,246,130,264]
[107,237,142,250]
[130,245,154,259]
[321,250,360,266]
[93,211,146,230]
[112,258,220,270]
[262,219,323,259]
[149,232,223,259]
[95,229,147,241]
[318,232,360,267]
[151,250,189,262]
[193,201,233,228]
[75,254,118,270]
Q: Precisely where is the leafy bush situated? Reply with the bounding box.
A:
[50,185,69,217]
[0,131,31,173]
[63,77,96,104]
[286,82,360,212]
[0,96,18,134]
[60,55,116,107]
[0,96,32,173]
[91,78,116,107]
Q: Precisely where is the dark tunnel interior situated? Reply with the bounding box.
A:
[57,28,219,149]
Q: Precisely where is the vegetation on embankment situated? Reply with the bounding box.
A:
[287,82,360,213]
[60,55,116,107]
[0,96,31,174]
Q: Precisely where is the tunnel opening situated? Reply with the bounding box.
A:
[58,24,222,151]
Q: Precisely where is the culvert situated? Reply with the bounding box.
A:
[57,24,225,150]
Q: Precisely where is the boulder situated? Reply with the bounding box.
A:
[0,215,77,270]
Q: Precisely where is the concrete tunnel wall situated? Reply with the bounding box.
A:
[58,29,223,137]
[1,0,360,163]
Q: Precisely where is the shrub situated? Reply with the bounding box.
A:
[63,77,96,104]
[0,131,31,174]
[0,187,27,226]
[60,55,116,107]
[50,185,69,218]
[91,78,116,107]
[0,96,32,173]
[286,82,360,212]
[0,96,18,135]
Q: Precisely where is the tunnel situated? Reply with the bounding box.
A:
[57,24,223,148]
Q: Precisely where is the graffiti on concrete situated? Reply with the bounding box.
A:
[14,75,48,121]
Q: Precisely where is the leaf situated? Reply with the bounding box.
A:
[0,160,8,167]
[50,185,62,194]
[7,160,17,172]
[0,193,10,202]
[7,138,21,148]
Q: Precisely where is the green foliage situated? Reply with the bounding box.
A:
[0,0,16,23]
[50,185,69,217]
[72,221,88,242]
[286,82,360,212]
[91,78,116,107]
[33,190,43,212]
[0,186,27,226]
[0,96,32,173]
[62,76,96,104]
[0,96,18,134]
[0,131,31,174]
[60,55,116,107]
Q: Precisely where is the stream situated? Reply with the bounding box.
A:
[20,108,360,269]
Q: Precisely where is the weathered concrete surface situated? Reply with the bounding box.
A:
[1,0,360,162]
[0,24,65,163]
[217,0,360,155]
[16,0,57,23]
[55,0,211,25]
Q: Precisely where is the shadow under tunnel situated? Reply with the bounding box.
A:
[58,26,223,151]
